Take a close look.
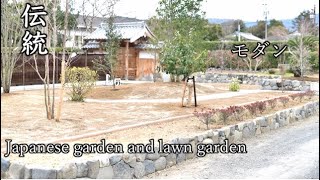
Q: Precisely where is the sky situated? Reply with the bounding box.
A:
[112,0,319,21]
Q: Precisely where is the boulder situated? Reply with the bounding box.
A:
[32,168,57,179]
[109,155,122,165]
[135,154,146,162]
[75,161,88,178]
[97,166,114,179]
[176,153,186,164]
[87,160,100,178]
[165,153,177,167]
[57,163,77,179]
[154,157,166,171]
[8,163,25,179]
[143,160,155,175]
[112,160,134,179]
[133,162,145,179]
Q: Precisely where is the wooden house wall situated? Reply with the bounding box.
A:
[115,47,137,80]
[136,57,156,79]
[8,47,157,86]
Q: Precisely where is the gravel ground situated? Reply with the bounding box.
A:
[148,115,319,179]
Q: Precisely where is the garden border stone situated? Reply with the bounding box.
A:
[1,100,318,179]
[194,72,313,91]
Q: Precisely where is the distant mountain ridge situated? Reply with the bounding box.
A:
[208,14,319,32]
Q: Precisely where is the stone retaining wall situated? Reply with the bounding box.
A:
[194,73,312,91]
[1,101,319,179]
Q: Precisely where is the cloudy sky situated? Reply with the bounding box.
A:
[112,0,319,21]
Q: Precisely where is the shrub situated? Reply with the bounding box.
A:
[309,51,319,71]
[278,97,290,107]
[65,67,98,102]
[228,105,245,121]
[256,101,267,114]
[289,93,299,101]
[286,68,294,74]
[268,69,276,74]
[305,90,316,100]
[193,108,216,130]
[297,93,305,102]
[218,107,233,124]
[244,103,258,117]
[266,99,277,109]
[229,78,240,92]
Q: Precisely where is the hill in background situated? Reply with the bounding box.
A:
[208,14,319,32]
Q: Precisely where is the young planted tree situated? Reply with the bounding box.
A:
[156,0,208,81]
[1,0,25,93]
[56,0,69,121]
[288,18,316,78]
[27,0,70,120]
[93,10,121,89]
[26,0,57,120]
[161,32,207,81]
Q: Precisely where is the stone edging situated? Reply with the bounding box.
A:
[194,72,313,91]
[1,101,319,179]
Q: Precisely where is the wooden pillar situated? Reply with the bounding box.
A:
[125,40,129,80]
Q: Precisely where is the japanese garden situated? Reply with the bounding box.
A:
[1,0,319,179]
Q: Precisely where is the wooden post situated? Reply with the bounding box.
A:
[181,79,188,107]
[125,41,129,80]
[182,76,197,107]
[193,76,197,107]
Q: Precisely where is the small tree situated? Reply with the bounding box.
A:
[65,67,98,102]
[193,108,216,130]
[1,0,24,93]
[160,32,207,81]
[155,0,208,81]
[93,13,121,89]
[288,35,316,77]
[288,16,317,78]
[241,55,264,72]
[92,1,120,89]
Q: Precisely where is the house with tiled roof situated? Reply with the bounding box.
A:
[65,15,142,48]
[82,21,160,80]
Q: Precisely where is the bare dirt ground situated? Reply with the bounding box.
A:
[1,82,315,167]
[86,82,260,100]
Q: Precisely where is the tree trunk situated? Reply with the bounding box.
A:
[56,0,69,122]
[44,7,53,120]
[1,67,13,93]
[51,0,57,118]
[113,75,116,89]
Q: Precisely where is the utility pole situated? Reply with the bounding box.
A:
[313,4,316,25]
[310,4,317,36]
[263,2,269,40]
[237,19,241,41]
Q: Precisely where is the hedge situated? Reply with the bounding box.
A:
[208,50,318,71]
[309,51,319,70]
[200,40,319,52]
[200,41,289,52]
